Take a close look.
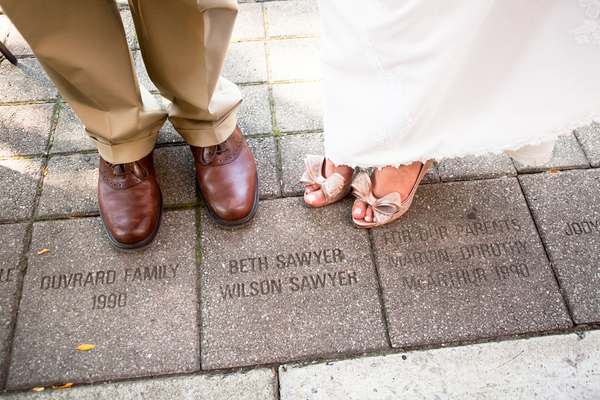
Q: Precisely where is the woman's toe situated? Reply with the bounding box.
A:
[364,205,374,222]
[305,189,326,206]
[305,184,320,194]
[352,201,367,219]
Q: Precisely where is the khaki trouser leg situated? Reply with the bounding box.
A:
[0,0,167,164]
[128,0,242,147]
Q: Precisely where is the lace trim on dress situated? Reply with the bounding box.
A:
[357,1,412,149]
[329,114,600,169]
[571,0,600,48]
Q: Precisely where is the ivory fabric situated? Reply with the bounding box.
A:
[318,0,600,168]
[0,0,242,164]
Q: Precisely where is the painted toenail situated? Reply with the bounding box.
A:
[353,209,362,215]
[365,216,371,222]
[306,194,316,202]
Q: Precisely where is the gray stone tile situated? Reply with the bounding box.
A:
[574,121,600,167]
[133,50,157,93]
[238,84,272,135]
[154,145,197,206]
[223,41,268,84]
[279,331,600,399]
[199,197,388,369]
[5,25,32,57]
[248,136,280,198]
[0,58,58,103]
[371,177,572,348]
[51,103,97,154]
[273,81,323,132]
[438,152,516,182]
[519,169,600,324]
[37,154,99,219]
[0,104,54,157]
[4,369,277,399]
[0,223,27,387]
[120,9,138,50]
[279,132,324,196]
[512,134,590,173]
[0,158,42,222]
[233,3,265,41]
[157,119,185,145]
[7,211,199,389]
[268,38,322,82]
[265,0,321,37]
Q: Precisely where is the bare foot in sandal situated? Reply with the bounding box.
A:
[352,161,426,225]
[302,157,354,207]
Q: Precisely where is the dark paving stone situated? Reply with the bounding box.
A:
[519,169,600,324]
[0,104,54,157]
[0,158,42,222]
[438,152,516,182]
[273,81,323,133]
[51,104,97,154]
[37,154,99,219]
[199,197,388,369]
[154,145,197,206]
[0,223,27,386]
[247,137,281,198]
[7,211,199,389]
[574,121,600,168]
[279,132,324,197]
[371,177,572,348]
[512,134,590,173]
[0,59,58,103]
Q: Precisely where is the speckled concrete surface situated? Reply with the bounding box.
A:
[575,121,600,168]
[153,145,197,206]
[0,223,27,387]
[51,104,96,154]
[0,158,42,222]
[0,104,54,158]
[3,369,278,399]
[279,132,325,196]
[7,211,198,389]
[0,59,57,103]
[512,134,590,173]
[437,152,516,182]
[247,137,281,198]
[519,169,600,324]
[371,177,572,348]
[199,197,388,369]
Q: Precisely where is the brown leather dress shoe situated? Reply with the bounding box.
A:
[191,126,259,228]
[98,153,162,250]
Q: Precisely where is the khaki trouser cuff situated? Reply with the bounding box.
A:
[91,132,159,164]
[177,106,239,148]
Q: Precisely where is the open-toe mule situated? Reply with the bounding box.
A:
[300,154,352,207]
[351,159,434,228]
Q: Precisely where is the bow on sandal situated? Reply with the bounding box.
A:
[300,155,352,207]
[351,159,434,228]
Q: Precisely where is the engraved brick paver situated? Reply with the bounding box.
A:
[200,197,388,370]
[7,211,198,389]
[0,223,27,386]
[0,158,42,222]
[0,104,54,158]
[519,169,600,324]
[0,59,58,103]
[371,177,572,348]
[438,152,516,182]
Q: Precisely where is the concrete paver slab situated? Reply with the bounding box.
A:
[51,104,96,154]
[0,158,42,222]
[247,137,281,198]
[279,132,324,197]
[199,197,388,369]
[157,120,185,145]
[154,145,197,206]
[238,85,273,135]
[233,3,265,41]
[223,41,268,84]
[268,38,322,82]
[574,121,600,167]
[0,104,54,157]
[133,51,157,93]
[371,177,572,348]
[120,9,138,50]
[279,331,600,400]
[265,0,321,37]
[273,82,323,132]
[437,152,516,182]
[513,134,590,173]
[0,223,27,386]
[0,59,58,103]
[7,211,198,389]
[37,154,99,219]
[4,369,277,399]
[5,25,32,57]
[519,169,600,324]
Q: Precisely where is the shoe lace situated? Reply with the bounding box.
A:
[106,160,149,180]
[201,143,228,165]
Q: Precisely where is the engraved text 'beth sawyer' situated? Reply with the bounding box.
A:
[228,248,345,274]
